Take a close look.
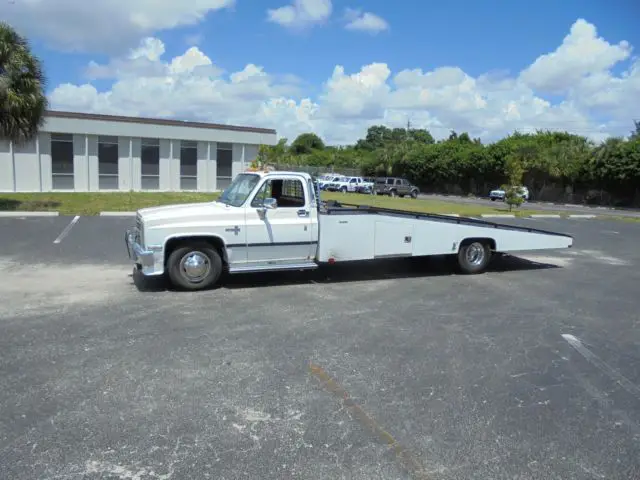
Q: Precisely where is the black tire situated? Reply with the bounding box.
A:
[457,241,491,274]
[390,190,397,198]
[410,190,418,199]
[341,186,347,193]
[491,198,496,201]
[167,242,223,290]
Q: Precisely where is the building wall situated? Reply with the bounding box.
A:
[0,116,276,193]
[0,140,15,191]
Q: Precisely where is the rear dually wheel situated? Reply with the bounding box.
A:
[457,241,492,274]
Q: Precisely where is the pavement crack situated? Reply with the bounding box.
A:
[309,362,430,480]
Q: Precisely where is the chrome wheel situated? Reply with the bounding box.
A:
[465,242,485,266]
[179,251,211,283]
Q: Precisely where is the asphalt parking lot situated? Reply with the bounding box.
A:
[1,215,639,479]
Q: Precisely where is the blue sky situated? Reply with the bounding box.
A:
[6,0,640,143]
[34,0,639,90]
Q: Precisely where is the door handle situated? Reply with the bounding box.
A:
[297,209,309,217]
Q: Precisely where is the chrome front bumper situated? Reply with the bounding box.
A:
[125,229,159,275]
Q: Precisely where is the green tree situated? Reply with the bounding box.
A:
[0,22,48,144]
[290,132,325,155]
[503,155,526,211]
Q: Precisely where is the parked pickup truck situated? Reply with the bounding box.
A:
[489,186,530,201]
[125,169,573,291]
[317,174,344,191]
[325,176,373,193]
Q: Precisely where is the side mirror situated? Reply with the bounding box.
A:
[263,197,278,209]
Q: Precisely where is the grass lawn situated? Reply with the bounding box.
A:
[0,192,220,216]
[0,190,574,217]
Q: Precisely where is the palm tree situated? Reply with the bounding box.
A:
[0,22,48,144]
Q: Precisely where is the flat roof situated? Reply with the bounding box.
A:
[44,110,277,135]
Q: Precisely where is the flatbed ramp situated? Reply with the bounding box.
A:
[317,201,573,265]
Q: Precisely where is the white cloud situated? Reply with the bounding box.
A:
[343,8,389,33]
[520,18,632,94]
[267,0,332,29]
[48,19,640,145]
[3,0,234,53]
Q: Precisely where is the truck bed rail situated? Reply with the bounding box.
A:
[320,201,572,239]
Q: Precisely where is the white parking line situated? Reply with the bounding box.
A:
[0,211,59,217]
[562,334,640,400]
[53,215,80,244]
[100,211,136,217]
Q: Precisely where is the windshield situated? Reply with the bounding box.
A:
[217,173,261,207]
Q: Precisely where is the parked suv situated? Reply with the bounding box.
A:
[374,177,420,198]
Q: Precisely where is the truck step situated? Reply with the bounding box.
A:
[228,262,319,274]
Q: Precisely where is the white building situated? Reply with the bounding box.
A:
[0,111,278,193]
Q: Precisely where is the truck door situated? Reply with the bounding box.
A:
[245,175,314,265]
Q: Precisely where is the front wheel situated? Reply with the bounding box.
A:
[410,190,418,199]
[457,241,491,274]
[167,242,223,290]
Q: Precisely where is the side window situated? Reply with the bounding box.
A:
[395,179,401,185]
[251,178,305,208]
[402,179,409,186]
[349,178,357,184]
[250,180,273,207]
[281,179,305,207]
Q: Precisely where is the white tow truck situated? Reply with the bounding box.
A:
[125,169,573,291]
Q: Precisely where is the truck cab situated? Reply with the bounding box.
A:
[126,170,320,290]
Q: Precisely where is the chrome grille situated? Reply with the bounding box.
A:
[135,214,144,245]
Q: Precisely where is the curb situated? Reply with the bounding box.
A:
[480,214,515,218]
[568,214,596,219]
[530,214,561,218]
[0,211,59,217]
[100,211,136,217]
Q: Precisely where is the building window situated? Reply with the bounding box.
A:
[180,140,198,190]
[98,136,119,190]
[141,138,160,190]
[51,133,74,190]
[216,142,233,190]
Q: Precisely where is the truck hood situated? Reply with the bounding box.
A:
[137,201,237,225]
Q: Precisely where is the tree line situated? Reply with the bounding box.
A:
[258,123,640,207]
